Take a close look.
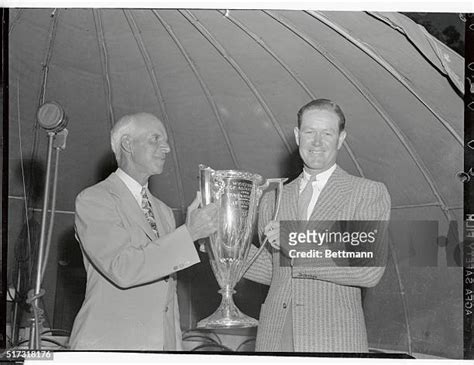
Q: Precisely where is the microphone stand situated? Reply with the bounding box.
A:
[28,130,67,350]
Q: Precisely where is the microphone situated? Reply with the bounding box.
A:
[36,101,68,132]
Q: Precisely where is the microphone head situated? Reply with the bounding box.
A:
[37,102,68,132]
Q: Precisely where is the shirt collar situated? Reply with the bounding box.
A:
[302,164,337,188]
[115,168,148,204]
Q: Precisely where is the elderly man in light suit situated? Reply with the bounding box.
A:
[69,112,217,350]
[245,99,391,352]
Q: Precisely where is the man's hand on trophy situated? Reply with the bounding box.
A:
[186,192,218,242]
[265,220,291,259]
[264,221,280,250]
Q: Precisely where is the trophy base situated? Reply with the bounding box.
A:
[197,288,258,329]
[197,310,258,329]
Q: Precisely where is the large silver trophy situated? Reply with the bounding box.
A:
[198,164,286,328]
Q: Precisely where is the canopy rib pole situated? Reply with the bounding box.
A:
[180,9,293,155]
[392,202,443,209]
[365,11,464,86]
[93,9,115,130]
[26,9,60,215]
[306,10,463,146]
[152,10,241,169]
[387,235,413,356]
[30,9,60,160]
[217,10,314,96]
[217,9,364,177]
[9,8,23,34]
[38,9,59,107]
[123,10,186,214]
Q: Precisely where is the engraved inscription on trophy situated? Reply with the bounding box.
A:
[228,179,252,211]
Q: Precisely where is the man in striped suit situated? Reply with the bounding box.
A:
[245,99,391,352]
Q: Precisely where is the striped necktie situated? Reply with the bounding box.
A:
[141,187,159,237]
[298,174,317,220]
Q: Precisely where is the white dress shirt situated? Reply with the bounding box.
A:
[115,168,148,206]
[299,164,337,220]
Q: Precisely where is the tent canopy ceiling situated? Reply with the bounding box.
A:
[9,9,463,214]
[8,8,464,358]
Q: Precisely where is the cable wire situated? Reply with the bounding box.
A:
[16,77,33,283]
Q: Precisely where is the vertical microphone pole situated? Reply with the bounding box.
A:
[29,132,54,349]
[27,102,68,350]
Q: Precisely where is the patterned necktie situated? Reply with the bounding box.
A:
[141,187,159,237]
[298,175,318,220]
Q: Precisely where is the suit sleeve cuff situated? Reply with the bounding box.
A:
[167,225,201,271]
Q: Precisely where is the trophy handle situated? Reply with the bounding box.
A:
[241,177,288,276]
[199,164,214,206]
[198,164,214,254]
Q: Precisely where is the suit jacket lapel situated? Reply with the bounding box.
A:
[280,177,299,221]
[106,173,156,240]
[272,177,299,266]
[309,166,353,221]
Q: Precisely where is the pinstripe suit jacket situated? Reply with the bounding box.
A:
[245,166,391,352]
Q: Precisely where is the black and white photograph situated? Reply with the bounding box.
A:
[1,2,472,362]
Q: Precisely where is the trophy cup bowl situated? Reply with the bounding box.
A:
[197,164,285,329]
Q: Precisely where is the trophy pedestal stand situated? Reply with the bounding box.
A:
[197,287,258,329]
